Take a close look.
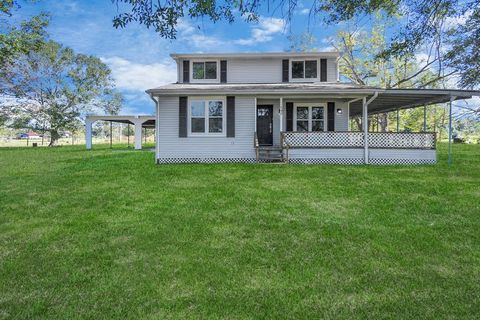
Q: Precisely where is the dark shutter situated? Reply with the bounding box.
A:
[320,59,327,82]
[220,60,227,83]
[179,96,188,137]
[286,102,294,131]
[327,102,335,132]
[226,96,235,137]
[183,60,190,83]
[282,59,289,82]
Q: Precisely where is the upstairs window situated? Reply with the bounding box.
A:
[291,60,318,80]
[189,99,225,135]
[192,62,217,80]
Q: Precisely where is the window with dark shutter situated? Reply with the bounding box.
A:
[327,102,335,132]
[179,96,188,137]
[220,60,227,83]
[226,96,235,137]
[282,59,289,82]
[286,102,294,131]
[320,59,327,82]
[183,60,190,83]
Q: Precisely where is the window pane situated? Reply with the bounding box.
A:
[192,62,204,79]
[312,121,324,131]
[297,121,308,132]
[205,62,217,79]
[297,107,309,120]
[311,107,324,119]
[209,118,223,133]
[305,60,317,78]
[208,101,223,116]
[292,61,304,78]
[191,101,205,117]
[191,118,205,133]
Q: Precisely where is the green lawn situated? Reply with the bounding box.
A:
[0,144,479,319]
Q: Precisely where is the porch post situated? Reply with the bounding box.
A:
[85,118,93,150]
[254,97,257,133]
[363,97,368,164]
[423,104,427,132]
[448,96,456,167]
[279,97,283,132]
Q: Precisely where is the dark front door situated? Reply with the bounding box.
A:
[257,105,273,145]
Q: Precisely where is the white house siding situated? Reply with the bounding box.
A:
[369,149,436,165]
[228,59,283,83]
[287,148,364,164]
[178,58,338,83]
[156,96,256,163]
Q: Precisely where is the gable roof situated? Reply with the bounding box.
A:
[170,52,340,60]
[147,82,479,115]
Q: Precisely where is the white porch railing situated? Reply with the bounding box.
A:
[281,131,436,149]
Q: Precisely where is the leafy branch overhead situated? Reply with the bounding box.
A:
[111,0,479,89]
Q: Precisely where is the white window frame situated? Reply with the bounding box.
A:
[188,96,226,137]
[190,60,220,83]
[289,59,320,82]
[293,103,327,131]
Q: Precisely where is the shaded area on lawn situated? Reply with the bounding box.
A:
[0,144,479,318]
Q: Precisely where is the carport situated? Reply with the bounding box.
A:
[85,115,155,150]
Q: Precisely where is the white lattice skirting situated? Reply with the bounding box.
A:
[157,158,257,164]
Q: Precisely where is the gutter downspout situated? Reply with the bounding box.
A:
[363,91,379,164]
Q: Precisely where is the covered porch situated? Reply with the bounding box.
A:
[254,89,476,164]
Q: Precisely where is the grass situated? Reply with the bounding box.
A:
[0,144,479,319]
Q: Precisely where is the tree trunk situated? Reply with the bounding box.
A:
[49,129,60,146]
[379,113,388,132]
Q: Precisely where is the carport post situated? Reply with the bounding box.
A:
[448,96,456,167]
[132,118,145,150]
[127,123,130,147]
[85,118,93,150]
[110,121,113,149]
[362,97,368,164]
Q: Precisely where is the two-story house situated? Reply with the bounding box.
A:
[86,51,477,164]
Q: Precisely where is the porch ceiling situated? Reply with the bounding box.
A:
[349,90,477,116]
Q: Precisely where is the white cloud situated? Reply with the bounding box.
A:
[298,8,310,15]
[233,17,286,46]
[101,56,177,91]
[444,10,472,29]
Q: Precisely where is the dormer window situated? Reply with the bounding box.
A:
[192,61,217,80]
[291,60,318,80]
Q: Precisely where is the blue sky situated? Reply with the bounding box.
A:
[13,0,342,114]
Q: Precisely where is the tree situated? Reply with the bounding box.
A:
[1,0,49,69]
[111,0,479,89]
[0,41,122,146]
[330,16,449,132]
